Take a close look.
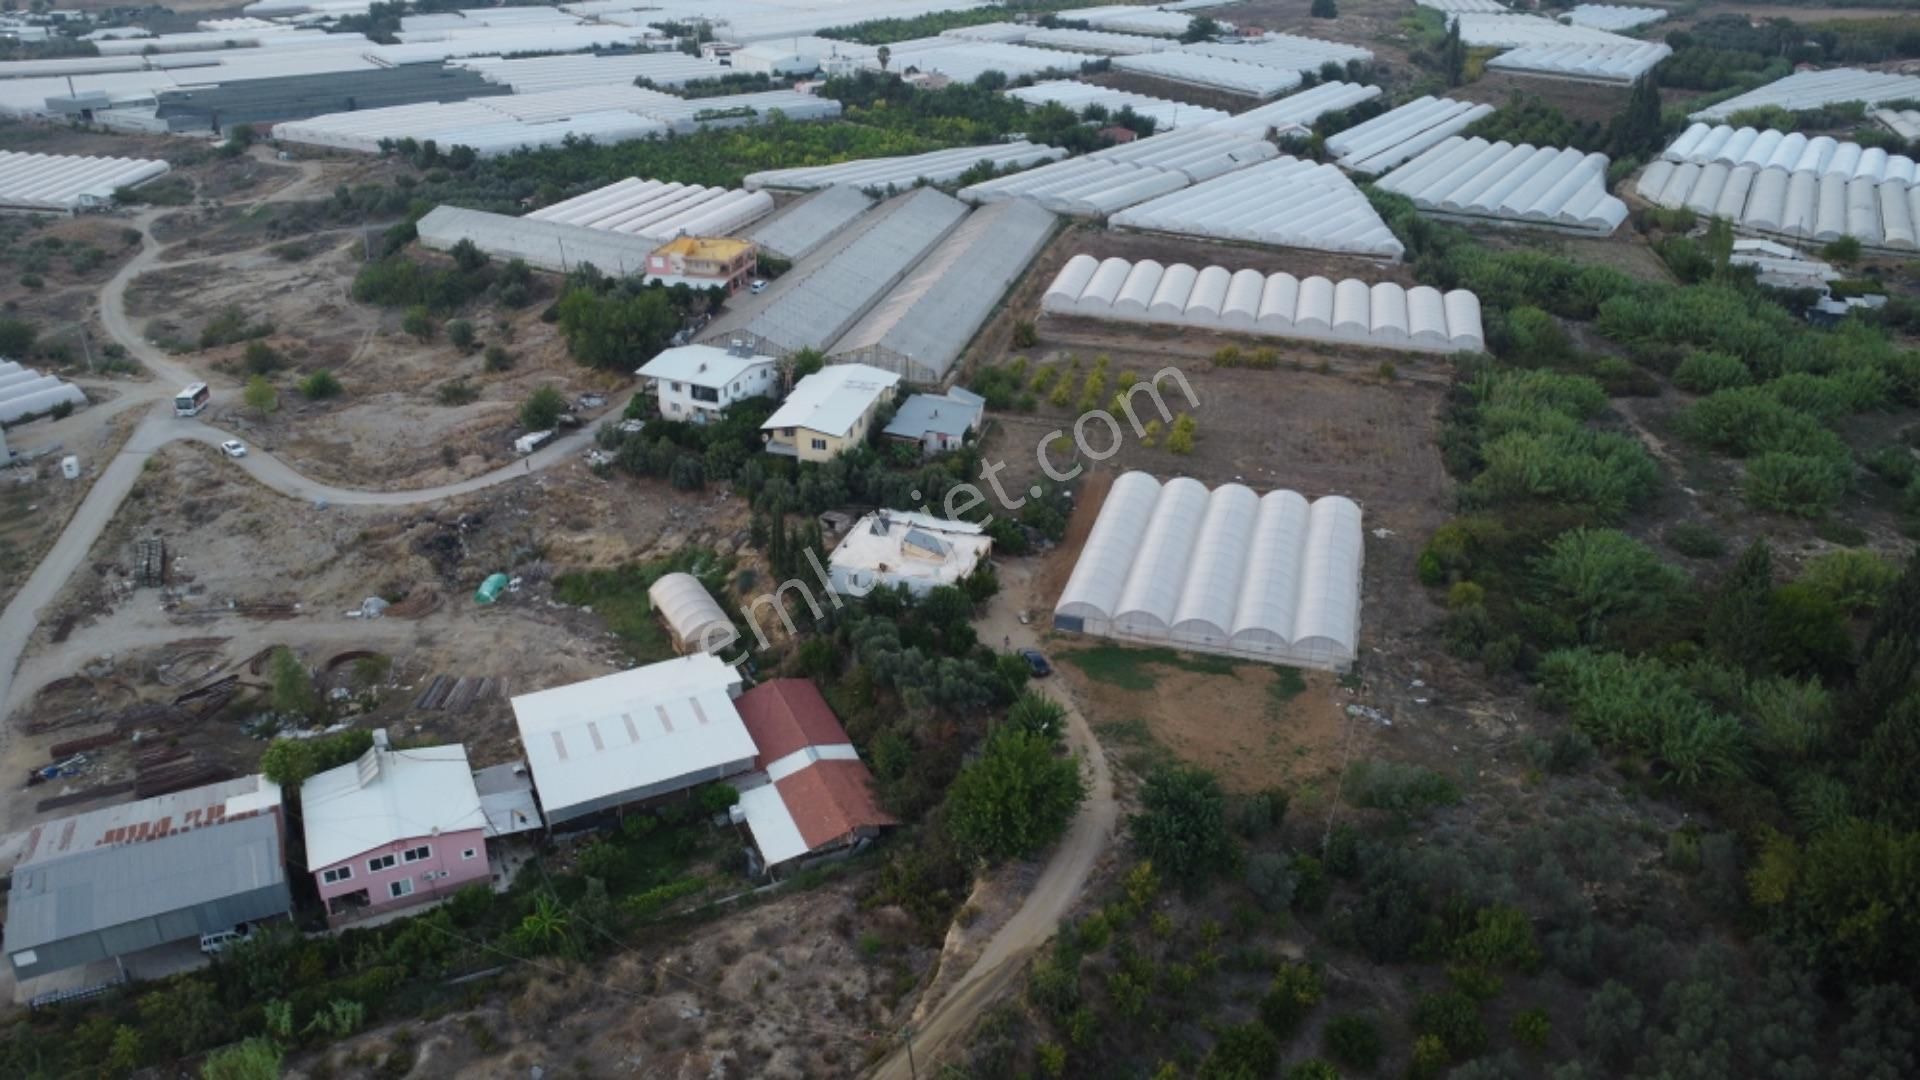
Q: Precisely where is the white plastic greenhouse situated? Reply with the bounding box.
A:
[1454,13,1634,47]
[1178,34,1373,74]
[648,573,737,655]
[1564,4,1666,32]
[0,361,86,424]
[1054,472,1366,671]
[417,205,661,275]
[1021,27,1172,55]
[1040,254,1484,354]
[1691,68,1920,122]
[744,186,876,261]
[1055,5,1221,37]
[1877,109,1920,142]
[1415,0,1507,13]
[958,127,1277,216]
[699,187,968,357]
[742,141,1066,191]
[1110,156,1405,258]
[865,39,1089,81]
[1662,125,1919,186]
[829,198,1057,383]
[1203,81,1381,136]
[1485,41,1670,84]
[1377,136,1627,235]
[1004,81,1228,130]
[0,150,169,214]
[1112,51,1302,98]
[528,179,776,243]
[1326,96,1495,175]
[457,52,728,91]
[1634,158,1920,253]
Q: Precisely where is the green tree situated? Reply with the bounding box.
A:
[268,647,317,719]
[1131,767,1237,885]
[554,285,678,370]
[243,374,278,415]
[1199,1023,1280,1079]
[1007,691,1067,743]
[1606,75,1665,159]
[1181,15,1221,41]
[789,346,826,379]
[1442,17,1466,87]
[1708,540,1776,671]
[1324,1014,1384,1071]
[446,318,476,350]
[1534,528,1686,645]
[946,728,1086,861]
[0,316,37,355]
[521,385,566,431]
[1310,0,1337,18]
[1260,962,1324,1037]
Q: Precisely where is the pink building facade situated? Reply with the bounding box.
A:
[314,827,491,925]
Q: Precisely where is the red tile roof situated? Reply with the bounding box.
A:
[735,678,850,769]
[774,759,897,850]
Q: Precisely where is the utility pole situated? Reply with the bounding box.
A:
[79,325,93,374]
[902,1025,918,1079]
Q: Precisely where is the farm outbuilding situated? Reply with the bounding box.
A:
[1041,254,1484,353]
[1110,156,1404,258]
[649,572,737,655]
[1054,472,1366,671]
[1376,136,1627,235]
[828,197,1056,383]
[1326,96,1495,175]
[0,150,169,214]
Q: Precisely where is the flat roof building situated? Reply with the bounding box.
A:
[645,235,758,292]
[510,654,755,826]
[828,510,992,598]
[882,388,985,457]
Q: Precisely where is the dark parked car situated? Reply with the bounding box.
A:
[1018,648,1052,677]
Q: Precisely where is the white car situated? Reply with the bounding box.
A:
[199,927,249,954]
[749,278,768,294]
[220,439,247,458]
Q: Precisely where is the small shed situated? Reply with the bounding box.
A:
[648,572,738,655]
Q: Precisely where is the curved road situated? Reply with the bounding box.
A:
[0,207,617,717]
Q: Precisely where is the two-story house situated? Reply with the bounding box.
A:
[300,732,491,926]
[760,362,901,462]
[635,342,780,424]
[644,236,757,293]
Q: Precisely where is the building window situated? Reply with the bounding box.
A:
[463,848,478,860]
[671,381,683,392]
[368,854,396,873]
[322,866,352,885]
[402,845,431,863]
[389,878,415,899]
[811,438,828,451]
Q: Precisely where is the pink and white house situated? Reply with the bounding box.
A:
[300,731,491,926]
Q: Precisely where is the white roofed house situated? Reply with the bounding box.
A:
[828,510,993,599]
[300,732,492,926]
[760,362,901,462]
[882,388,986,457]
[635,342,779,425]
[510,654,756,827]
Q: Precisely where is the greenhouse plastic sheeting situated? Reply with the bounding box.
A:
[830,199,1057,383]
[1177,34,1373,74]
[1202,81,1381,136]
[1110,156,1404,258]
[1112,51,1302,98]
[744,186,876,260]
[1040,255,1484,354]
[1054,472,1366,671]
[1635,158,1920,254]
[456,52,727,91]
[417,205,661,275]
[1485,41,1670,84]
[0,150,169,213]
[1376,136,1627,235]
[1690,68,1920,122]
[1662,124,1920,186]
[1564,4,1666,32]
[743,141,1066,191]
[699,187,968,356]
[958,127,1277,216]
[1004,81,1227,130]
[1326,96,1495,175]
[1453,13,1635,47]
[528,178,776,242]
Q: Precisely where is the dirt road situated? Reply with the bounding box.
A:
[869,565,1119,1078]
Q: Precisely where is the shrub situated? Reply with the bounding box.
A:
[1412,989,1488,1062]
[1512,1007,1551,1049]
[299,370,343,400]
[1743,452,1849,516]
[447,318,476,350]
[437,378,479,406]
[1801,549,1898,610]
[243,374,278,415]
[1344,760,1461,818]
[1244,852,1297,913]
[1672,351,1751,393]
[242,340,283,375]
[402,305,435,341]
[1665,521,1727,558]
[1533,527,1687,645]
[483,344,515,372]
[1130,767,1237,885]
[1324,1014,1384,1071]
[0,316,38,355]
[520,385,566,431]
[1165,413,1196,454]
[1012,320,1037,348]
